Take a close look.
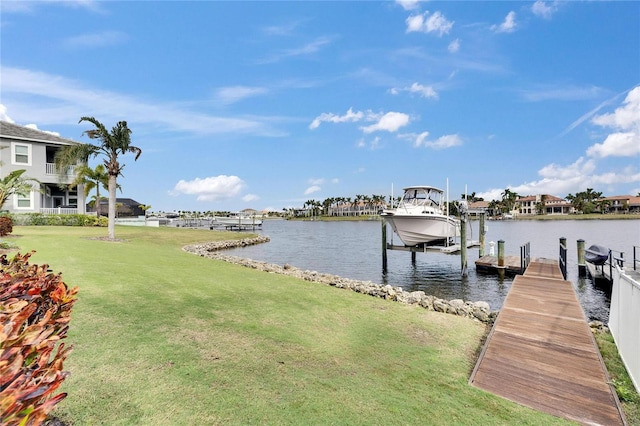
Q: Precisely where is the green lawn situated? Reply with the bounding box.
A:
[11,226,569,425]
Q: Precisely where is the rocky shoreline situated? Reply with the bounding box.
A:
[183,236,499,324]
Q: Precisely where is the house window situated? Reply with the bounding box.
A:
[15,191,33,209]
[12,143,31,166]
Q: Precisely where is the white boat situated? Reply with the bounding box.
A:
[381,186,459,246]
[214,214,263,227]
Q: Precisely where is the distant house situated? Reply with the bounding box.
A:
[468,201,490,217]
[89,197,145,217]
[602,195,640,214]
[515,194,572,216]
[0,121,86,214]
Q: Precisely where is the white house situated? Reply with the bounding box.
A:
[0,121,85,214]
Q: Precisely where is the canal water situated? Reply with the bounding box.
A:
[214,218,638,322]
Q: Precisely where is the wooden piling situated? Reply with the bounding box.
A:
[497,240,505,266]
[497,240,505,279]
[577,239,586,277]
[382,220,388,272]
[479,213,486,257]
[460,215,468,277]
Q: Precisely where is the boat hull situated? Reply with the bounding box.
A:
[382,214,459,246]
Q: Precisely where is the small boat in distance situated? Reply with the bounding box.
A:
[381,186,459,247]
[585,244,610,265]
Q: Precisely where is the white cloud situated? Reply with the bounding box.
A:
[531,1,558,20]
[406,11,454,36]
[425,134,462,149]
[2,0,104,13]
[308,178,325,185]
[1,67,276,136]
[392,83,438,99]
[588,86,640,158]
[492,11,517,33]
[63,31,128,48]
[538,157,596,180]
[520,85,604,102]
[215,86,269,105]
[448,39,460,53]
[309,107,364,129]
[409,83,438,99]
[242,194,260,203]
[0,104,14,123]
[172,175,246,202]
[259,36,334,63]
[480,157,640,200]
[361,112,410,134]
[587,132,640,158]
[304,185,321,195]
[402,131,461,149]
[396,0,422,11]
[24,123,60,137]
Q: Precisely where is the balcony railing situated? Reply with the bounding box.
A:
[46,163,75,175]
[40,208,79,215]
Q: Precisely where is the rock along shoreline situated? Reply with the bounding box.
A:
[183,236,498,324]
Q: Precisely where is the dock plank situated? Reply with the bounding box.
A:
[470,259,626,425]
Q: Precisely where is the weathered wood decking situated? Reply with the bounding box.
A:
[470,258,626,425]
[475,255,526,274]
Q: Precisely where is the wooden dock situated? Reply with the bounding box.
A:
[470,258,626,425]
[475,255,526,275]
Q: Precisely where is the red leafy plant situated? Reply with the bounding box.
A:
[1,251,78,425]
[0,216,13,237]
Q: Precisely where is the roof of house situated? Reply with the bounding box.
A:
[603,195,640,206]
[98,198,143,207]
[603,195,635,201]
[469,201,490,209]
[516,194,565,202]
[0,120,81,146]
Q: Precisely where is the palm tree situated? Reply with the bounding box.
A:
[55,117,141,239]
[500,188,518,215]
[535,194,547,215]
[0,170,40,209]
[69,164,118,217]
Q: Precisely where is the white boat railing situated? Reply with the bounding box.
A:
[609,265,640,392]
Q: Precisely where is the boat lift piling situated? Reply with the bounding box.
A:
[460,210,468,277]
[577,239,586,277]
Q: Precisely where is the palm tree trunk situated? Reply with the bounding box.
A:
[108,174,117,239]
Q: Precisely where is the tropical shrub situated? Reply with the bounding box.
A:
[11,214,107,227]
[0,216,13,237]
[0,252,78,425]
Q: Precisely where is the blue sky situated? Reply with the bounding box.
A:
[1,0,639,213]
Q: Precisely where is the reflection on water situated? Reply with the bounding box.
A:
[207,218,638,322]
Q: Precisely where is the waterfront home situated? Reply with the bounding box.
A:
[0,121,86,214]
[515,194,573,216]
[602,195,640,214]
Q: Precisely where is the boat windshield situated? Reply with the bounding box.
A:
[401,188,442,207]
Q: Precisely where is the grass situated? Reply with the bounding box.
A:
[595,332,640,425]
[10,226,572,425]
